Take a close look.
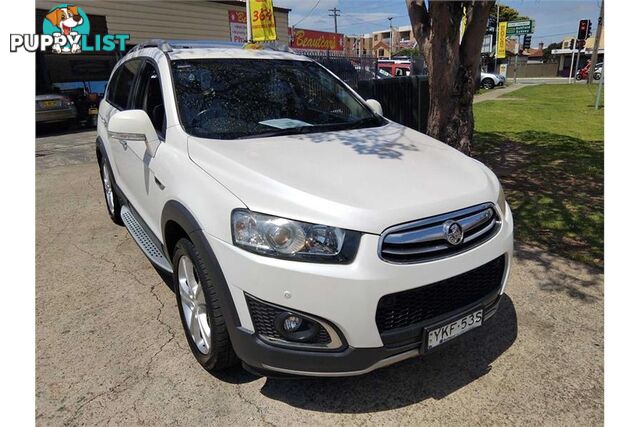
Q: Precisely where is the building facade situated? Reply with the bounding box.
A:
[35,1,290,101]
[552,27,605,76]
[345,25,416,59]
[36,0,290,44]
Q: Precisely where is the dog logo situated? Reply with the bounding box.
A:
[43,4,90,54]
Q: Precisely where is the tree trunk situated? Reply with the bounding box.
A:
[406,0,494,155]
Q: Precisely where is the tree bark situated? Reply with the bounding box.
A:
[406,0,494,155]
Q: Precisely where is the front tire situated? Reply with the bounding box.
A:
[99,157,123,225]
[482,78,495,89]
[594,72,601,80]
[173,238,238,372]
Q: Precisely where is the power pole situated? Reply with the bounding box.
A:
[595,63,604,109]
[494,1,500,72]
[388,17,394,57]
[588,0,604,84]
[568,27,579,83]
[328,8,341,34]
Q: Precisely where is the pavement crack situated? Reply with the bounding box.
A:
[66,374,134,424]
[73,242,178,376]
[143,283,177,377]
[234,384,275,426]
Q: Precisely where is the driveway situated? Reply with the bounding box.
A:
[36,130,603,425]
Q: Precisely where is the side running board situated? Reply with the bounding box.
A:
[120,205,173,273]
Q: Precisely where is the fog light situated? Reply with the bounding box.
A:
[283,315,303,332]
[274,311,320,342]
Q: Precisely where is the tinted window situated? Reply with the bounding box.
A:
[172,59,384,140]
[133,63,166,137]
[108,59,142,109]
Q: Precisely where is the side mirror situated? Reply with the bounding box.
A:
[108,109,160,156]
[365,99,383,116]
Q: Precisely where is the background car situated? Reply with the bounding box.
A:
[593,62,603,80]
[35,94,77,126]
[480,72,506,89]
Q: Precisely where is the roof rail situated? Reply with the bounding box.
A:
[129,39,174,53]
[129,39,295,54]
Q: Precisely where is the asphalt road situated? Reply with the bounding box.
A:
[36,129,603,425]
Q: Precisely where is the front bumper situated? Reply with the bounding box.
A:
[209,205,514,376]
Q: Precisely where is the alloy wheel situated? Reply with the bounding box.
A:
[102,162,115,215]
[178,255,211,354]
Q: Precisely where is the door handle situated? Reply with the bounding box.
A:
[119,140,128,149]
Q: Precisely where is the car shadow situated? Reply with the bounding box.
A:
[153,262,518,395]
[36,122,94,137]
[253,295,517,412]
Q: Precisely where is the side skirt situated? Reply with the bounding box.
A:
[120,205,173,273]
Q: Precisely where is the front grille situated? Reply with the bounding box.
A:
[245,295,331,345]
[376,255,506,333]
[379,203,501,263]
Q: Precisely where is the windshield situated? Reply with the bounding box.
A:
[171,59,384,140]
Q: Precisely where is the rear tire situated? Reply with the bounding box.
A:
[173,238,238,372]
[482,78,495,89]
[99,157,123,226]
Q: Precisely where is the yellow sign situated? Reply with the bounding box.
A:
[497,21,507,59]
[460,6,467,43]
[248,0,277,42]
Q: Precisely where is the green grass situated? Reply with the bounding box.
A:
[473,84,604,268]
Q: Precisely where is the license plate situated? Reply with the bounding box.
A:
[424,309,483,351]
[88,107,98,114]
[40,100,60,109]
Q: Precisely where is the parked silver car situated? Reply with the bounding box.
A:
[36,94,77,125]
[480,72,506,89]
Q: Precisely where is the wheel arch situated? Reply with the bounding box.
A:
[160,199,242,329]
[96,136,106,164]
[161,200,202,259]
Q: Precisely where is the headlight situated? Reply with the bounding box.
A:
[231,209,360,263]
[497,185,507,216]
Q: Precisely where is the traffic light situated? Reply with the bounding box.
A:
[522,35,532,50]
[577,19,590,40]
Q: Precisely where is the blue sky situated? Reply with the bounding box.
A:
[275,0,601,47]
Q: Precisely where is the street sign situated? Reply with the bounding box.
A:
[481,34,493,54]
[506,20,535,36]
[228,10,247,43]
[499,63,508,77]
[289,28,344,51]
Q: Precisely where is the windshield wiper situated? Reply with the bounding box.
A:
[343,116,383,130]
[235,117,383,140]
[236,126,315,139]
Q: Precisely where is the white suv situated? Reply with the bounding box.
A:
[97,40,513,377]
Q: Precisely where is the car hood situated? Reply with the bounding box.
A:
[187,122,500,234]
